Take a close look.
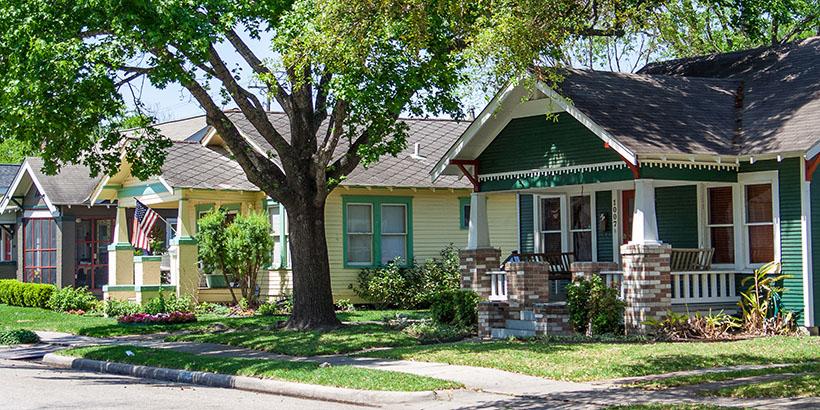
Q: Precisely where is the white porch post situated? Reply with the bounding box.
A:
[630,179,661,245]
[466,192,491,250]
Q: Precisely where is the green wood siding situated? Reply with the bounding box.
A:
[477,114,622,174]
[741,158,804,315]
[656,185,699,248]
[812,167,820,322]
[596,190,614,262]
[640,166,736,182]
[518,194,535,253]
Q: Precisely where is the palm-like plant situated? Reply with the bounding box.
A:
[738,262,794,334]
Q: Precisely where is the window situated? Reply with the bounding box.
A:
[22,218,57,285]
[0,229,13,262]
[745,183,774,264]
[381,204,408,264]
[267,203,289,269]
[570,195,592,261]
[707,186,735,264]
[540,197,562,253]
[459,197,470,230]
[344,197,412,267]
[346,204,373,265]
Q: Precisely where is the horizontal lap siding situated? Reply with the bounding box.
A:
[263,188,517,302]
[655,185,699,248]
[812,167,820,322]
[518,194,535,253]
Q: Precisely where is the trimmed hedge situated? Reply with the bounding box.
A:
[0,280,56,309]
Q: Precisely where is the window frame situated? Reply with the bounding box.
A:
[380,203,408,265]
[342,196,413,268]
[705,185,737,266]
[739,172,779,269]
[22,217,58,285]
[459,197,470,230]
[569,194,594,262]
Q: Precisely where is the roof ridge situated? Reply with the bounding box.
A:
[566,67,743,85]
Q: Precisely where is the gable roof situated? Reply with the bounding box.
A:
[0,164,20,194]
[638,36,820,156]
[0,158,101,213]
[225,112,472,189]
[159,141,259,191]
[123,115,208,142]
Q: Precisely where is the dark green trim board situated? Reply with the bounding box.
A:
[655,185,699,248]
[771,158,804,316]
[107,242,134,251]
[595,191,613,262]
[459,197,470,230]
[341,196,413,269]
[477,114,622,175]
[518,194,535,253]
[640,166,737,182]
[170,236,197,245]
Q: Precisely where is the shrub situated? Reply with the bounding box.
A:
[429,289,479,328]
[101,299,143,317]
[351,245,460,309]
[256,296,292,316]
[566,275,624,336]
[645,310,741,340]
[335,298,355,312]
[0,329,40,345]
[403,321,472,343]
[739,261,797,335]
[195,302,231,316]
[143,292,193,315]
[118,312,197,324]
[47,286,97,312]
[0,280,56,309]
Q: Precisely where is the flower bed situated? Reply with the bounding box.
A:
[117,312,197,324]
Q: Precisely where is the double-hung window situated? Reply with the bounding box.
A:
[344,197,412,267]
[707,186,735,264]
[267,202,289,269]
[744,183,775,264]
[539,197,563,253]
[570,195,592,261]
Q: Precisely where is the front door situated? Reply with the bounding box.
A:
[622,190,635,244]
[75,218,113,291]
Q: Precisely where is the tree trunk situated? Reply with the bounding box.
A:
[284,198,341,330]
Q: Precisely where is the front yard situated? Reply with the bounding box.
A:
[359,336,820,382]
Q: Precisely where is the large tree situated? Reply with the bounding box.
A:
[0,0,645,329]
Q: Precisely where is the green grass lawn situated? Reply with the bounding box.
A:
[0,304,426,338]
[58,345,460,392]
[704,372,820,399]
[630,362,820,390]
[360,336,820,382]
[167,323,418,356]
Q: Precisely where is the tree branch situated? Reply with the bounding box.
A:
[224,29,293,115]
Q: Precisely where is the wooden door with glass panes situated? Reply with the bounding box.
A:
[75,218,113,291]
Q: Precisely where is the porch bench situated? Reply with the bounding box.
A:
[671,248,715,271]
[518,252,575,280]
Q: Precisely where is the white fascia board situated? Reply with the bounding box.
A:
[157,176,175,196]
[430,81,520,181]
[200,126,219,147]
[805,140,820,161]
[534,82,637,166]
[0,161,57,214]
[88,175,111,205]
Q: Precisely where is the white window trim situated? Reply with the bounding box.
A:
[739,171,780,270]
[380,203,408,265]
[346,203,374,266]
[0,229,10,262]
[700,183,738,269]
[534,192,597,261]
[569,194,595,262]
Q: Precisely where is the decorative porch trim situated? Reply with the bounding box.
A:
[478,161,626,182]
[170,236,197,245]
[641,159,739,171]
[107,242,134,251]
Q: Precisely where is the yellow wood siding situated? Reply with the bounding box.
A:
[263,188,518,301]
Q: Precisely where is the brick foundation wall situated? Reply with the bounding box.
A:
[621,243,672,334]
[534,303,574,335]
[460,248,501,299]
[505,262,551,304]
[478,301,510,338]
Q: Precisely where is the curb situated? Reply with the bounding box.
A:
[42,353,439,405]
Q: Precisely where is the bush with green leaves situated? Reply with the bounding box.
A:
[0,329,39,345]
[403,321,471,343]
[256,296,293,316]
[335,298,355,312]
[566,274,624,336]
[0,280,56,309]
[198,209,272,307]
[100,299,143,317]
[143,292,193,315]
[351,245,460,309]
[429,289,480,328]
[195,302,231,316]
[739,261,797,335]
[47,286,97,312]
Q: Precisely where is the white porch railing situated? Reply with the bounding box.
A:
[489,271,508,301]
[671,271,737,304]
[599,271,625,300]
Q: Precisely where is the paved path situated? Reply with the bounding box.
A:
[30,331,820,409]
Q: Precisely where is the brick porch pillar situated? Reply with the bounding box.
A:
[459,248,501,299]
[621,243,672,334]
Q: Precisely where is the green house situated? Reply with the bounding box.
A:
[435,37,820,333]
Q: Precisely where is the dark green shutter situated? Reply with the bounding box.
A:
[596,190,613,262]
[655,185,699,248]
[518,194,535,253]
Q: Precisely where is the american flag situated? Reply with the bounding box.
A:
[131,200,160,251]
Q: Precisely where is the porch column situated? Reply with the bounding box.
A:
[466,192,491,250]
[170,198,199,299]
[631,179,661,245]
[621,243,672,334]
[107,206,134,287]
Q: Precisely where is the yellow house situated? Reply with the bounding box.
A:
[94,113,518,303]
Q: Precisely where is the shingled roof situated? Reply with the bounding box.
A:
[638,36,820,155]
[0,164,20,194]
[226,112,472,188]
[159,141,259,191]
[26,157,102,205]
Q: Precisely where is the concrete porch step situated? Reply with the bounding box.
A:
[505,319,536,331]
[490,327,536,339]
[519,310,535,321]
